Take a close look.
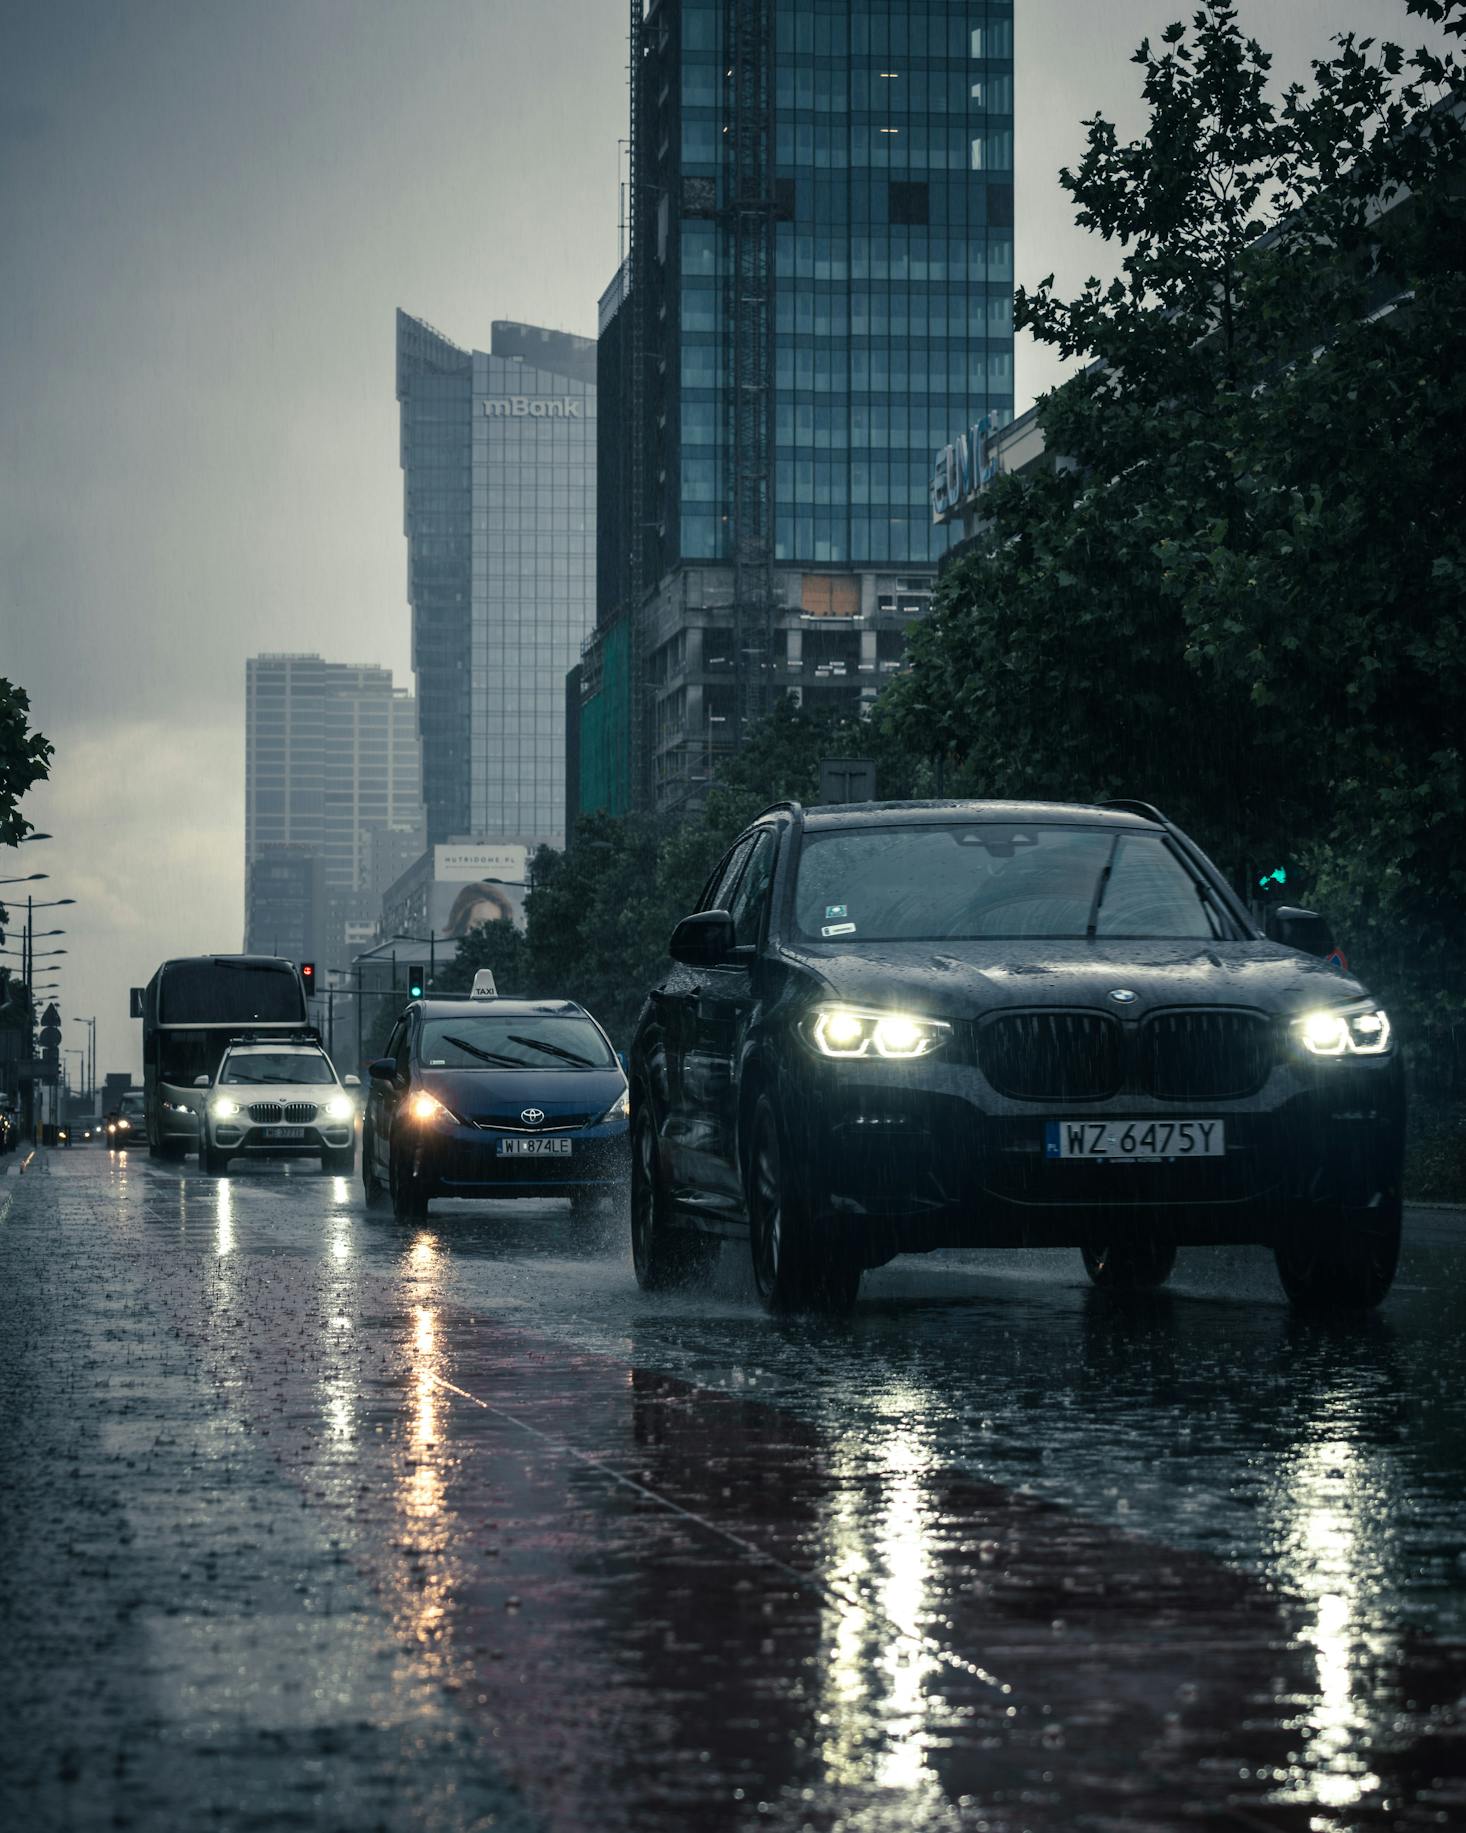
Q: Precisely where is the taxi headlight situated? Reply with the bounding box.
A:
[325,1094,354,1121]
[408,1090,453,1124]
[1295,1004,1393,1058]
[596,1088,630,1125]
[804,1005,952,1060]
[211,1098,241,1119]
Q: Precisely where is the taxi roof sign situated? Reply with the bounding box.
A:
[470,969,498,999]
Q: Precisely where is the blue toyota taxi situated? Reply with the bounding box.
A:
[362,977,630,1222]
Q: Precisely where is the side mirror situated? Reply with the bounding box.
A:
[669,909,736,968]
[342,1073,361,1088]
[129,987,145,1020]
[367,1058,398,1082]
[1266,905,1334,958]
[193,1075,210,1088]
[616,1051,628,1074]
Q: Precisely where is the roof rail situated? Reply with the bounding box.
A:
[1099,798,1169,825]
[754,799,806,823]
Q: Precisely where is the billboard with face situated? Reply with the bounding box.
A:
[428,843,529,937]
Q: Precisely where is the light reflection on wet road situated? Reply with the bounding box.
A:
[3,1147,1463,1831]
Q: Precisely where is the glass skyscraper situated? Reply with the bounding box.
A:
[243,653,423,966]
[398,313,596,848]
[576,0,1014,817]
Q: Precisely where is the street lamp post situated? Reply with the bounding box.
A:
[73,1015,96,1103]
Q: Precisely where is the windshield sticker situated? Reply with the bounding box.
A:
[821,921,858,938]
[825,904,848,920]
[428,1058,447,1066]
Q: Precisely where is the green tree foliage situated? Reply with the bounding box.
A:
[885,1,1466,1074]
[0,676,52,951]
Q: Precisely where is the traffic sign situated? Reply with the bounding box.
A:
[41,1002,61,1026]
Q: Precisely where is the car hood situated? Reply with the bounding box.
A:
[776,937,1374,1022]
[420,1065,626,1126]
[215,1083,348,1106]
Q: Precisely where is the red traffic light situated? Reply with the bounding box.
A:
[301,961,316,990]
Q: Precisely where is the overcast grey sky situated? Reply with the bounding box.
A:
[0,0,1435,1077]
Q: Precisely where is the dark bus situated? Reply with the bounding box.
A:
[135,955,308,1158]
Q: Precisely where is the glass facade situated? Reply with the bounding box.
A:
[400,314,596,847]
[244,653,422,963]
[662,0,1015,573]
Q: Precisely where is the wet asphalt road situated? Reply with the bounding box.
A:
[1,1147,1463,1832]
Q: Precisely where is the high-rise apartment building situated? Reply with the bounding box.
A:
[397,313,596,849]
[576,0,1015,817]
[243,654,423,965]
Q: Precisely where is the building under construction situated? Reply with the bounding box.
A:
[573,0,1016,823]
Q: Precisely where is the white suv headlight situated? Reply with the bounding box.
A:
[211,1098,241,1119]
[804,1005,952,1060]
[325,1094,354,1121]
[1294,1004,1393,1057]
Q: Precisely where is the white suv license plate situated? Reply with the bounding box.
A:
[1047,1119,1225,1161]
[498,1137,572,1158]
[263,1126,306,1141]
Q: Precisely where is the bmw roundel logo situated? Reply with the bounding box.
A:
[1108,988,1139,1005]
[521,1107,546,1127]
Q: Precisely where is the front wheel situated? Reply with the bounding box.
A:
[747,1096,859,1315]
[1275,1197,1401,1310]
[203,1145,231,1177]
[390,1135,429,1223]
[321,1143,355,1175]
[630,1108,713,1289]
[1080,1238,1177,1291]
[362,1126,387,1208]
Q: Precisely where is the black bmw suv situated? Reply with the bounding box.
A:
[628,799,1404,1314]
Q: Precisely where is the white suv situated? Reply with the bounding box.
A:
[198,1040,358,1176]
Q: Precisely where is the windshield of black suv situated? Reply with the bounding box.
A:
[221,1051,336,1085]
[420,1015,615,1071]
[793,823,1225,942]
[118,1092,145,1117]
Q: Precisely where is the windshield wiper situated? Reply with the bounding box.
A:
[506,1033,597,1068]
[1085,837,1121,939]
[440,1035,525,1068]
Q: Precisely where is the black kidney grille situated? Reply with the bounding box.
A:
[978,1012,1122,1101]
[1140,1010,1273,1100]
[248,1102,281,1124]
[284,1102,318,1124]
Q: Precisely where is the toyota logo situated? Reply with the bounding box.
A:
[520,1107,546,1127]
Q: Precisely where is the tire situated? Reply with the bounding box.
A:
[1275,1197,1401,1310]
[362,1126,387,1208]
[390,1134,430,1223]
[630,1107,714,1290]
[321,1143,356,1175]
[747,1095,859,1315]
[203,1145,231,1177]
[1080,1238,1177,1291]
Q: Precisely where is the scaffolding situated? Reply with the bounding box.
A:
[723,0,777,750]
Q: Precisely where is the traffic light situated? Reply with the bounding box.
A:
[300,961,316,993]
[407,963,427,999]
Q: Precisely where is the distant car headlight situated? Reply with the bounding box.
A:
[803,1005,952,1060]
[407,1090,454,1124]
[116,1118,130,1130]
[1295,1004,1393,1057]
[211,1098,241,1119]
[325,1094,354,1121]
[596,1088,630,1125]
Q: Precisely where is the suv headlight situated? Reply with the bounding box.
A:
[596,1088,630,1125]
[324,1094,354,1121]
[211,1098,241,1119]
[1294,1003,1393,1058]
[803,1005,952,1061]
